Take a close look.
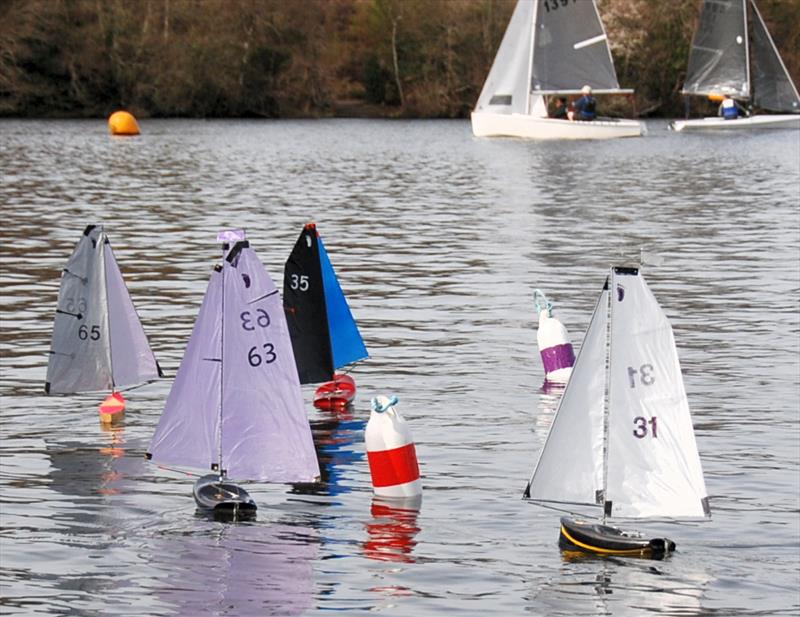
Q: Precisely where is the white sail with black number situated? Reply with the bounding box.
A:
[605,269,709,519]
[45,225,161,395]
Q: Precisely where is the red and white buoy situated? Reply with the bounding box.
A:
[534,290,575,386]
[365,396,422,499]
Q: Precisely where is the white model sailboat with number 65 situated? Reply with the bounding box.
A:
[523,266,710,558]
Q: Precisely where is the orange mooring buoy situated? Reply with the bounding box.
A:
[99,392,126,424]
[108,111,140,136]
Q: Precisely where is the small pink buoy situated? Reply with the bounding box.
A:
[365,396,422,499]
[99,392,126,424]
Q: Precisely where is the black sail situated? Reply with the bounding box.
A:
[284,224,333,384]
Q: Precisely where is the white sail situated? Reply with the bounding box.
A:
[605,268,709,519]
[526,283,609,507]
[46,226,160,394]
[474,0,534,115]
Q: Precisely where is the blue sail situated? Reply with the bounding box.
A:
[317,236,368,369]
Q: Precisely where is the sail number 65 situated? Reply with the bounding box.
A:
[627,364,655,388]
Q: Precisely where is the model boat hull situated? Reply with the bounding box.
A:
[193,474,257,518]
[314,373,356,411]
[558,517,675,559]
[471,111,643,140]
[671,114,800,132]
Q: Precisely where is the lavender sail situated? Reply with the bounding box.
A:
[147,231,319,515]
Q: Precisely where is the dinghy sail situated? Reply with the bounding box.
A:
[147,230,320,516]
[471,0,642,140]
[524,266,710,557]
[45,225,162,397]
[672,0,800,131]
[284,222,368,410]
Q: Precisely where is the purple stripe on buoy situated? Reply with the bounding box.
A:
[541,343,575,373]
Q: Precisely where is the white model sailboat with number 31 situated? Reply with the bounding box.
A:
[523,266,710,558]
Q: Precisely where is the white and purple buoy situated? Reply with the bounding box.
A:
[534,290,575,388]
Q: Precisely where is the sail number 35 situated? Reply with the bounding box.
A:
[290,274,309,291]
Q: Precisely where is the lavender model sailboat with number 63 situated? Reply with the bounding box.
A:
[147,230,320,518]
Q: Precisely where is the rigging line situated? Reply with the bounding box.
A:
[153,463,204,478]
[217,254,226,478]
[248,289,279,304]
[56,309,83,319]
[62,268,88,283]
[103,237,116,392]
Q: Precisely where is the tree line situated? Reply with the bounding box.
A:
[1,0,798,119]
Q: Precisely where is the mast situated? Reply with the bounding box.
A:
[743,0,751,101]
[217,244,226,479]
[101,233,117,392]
[600,271,613,523]
[525,0,537,115]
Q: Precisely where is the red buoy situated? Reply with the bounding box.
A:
[99,392,126,424]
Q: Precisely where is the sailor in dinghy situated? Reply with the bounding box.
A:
[45,225,163,420]
[283,222,368,411]
[524,265,710,558]
[147,230,320,519]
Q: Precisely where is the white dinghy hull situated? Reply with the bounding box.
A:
[671,114,800,132]
[471,111,643,140]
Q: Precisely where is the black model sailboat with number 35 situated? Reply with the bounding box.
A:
[524,266,710,558]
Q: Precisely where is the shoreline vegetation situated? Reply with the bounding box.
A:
[1,0,798,120]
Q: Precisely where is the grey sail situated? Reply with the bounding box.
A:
[682,0,748,98]
[749,0,800,112]
[531,0,619,93]
[45,226,160,394]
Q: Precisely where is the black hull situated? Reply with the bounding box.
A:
[558,517,675,559]
[193,474,257,520]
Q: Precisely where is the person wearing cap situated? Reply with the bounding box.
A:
[572,85,597,121]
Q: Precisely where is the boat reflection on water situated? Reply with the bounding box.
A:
[526,553,711,616]
[97,423,125,496]
[364,495,422,564]
[152,520,319,616]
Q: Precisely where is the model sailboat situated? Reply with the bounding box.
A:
[45,225,162,422]
[147,230,320,517]
[284,222,368,411]
[672,0,800,132]
[523,266,710,558]
[471,0,642,140]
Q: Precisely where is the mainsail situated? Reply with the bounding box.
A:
[531,0,620,93]
[605,269,709,519]
[45,225,160,394]
[148,237,320,483]
[682,0,749,98]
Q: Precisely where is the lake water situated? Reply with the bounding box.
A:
[1,118,798,616]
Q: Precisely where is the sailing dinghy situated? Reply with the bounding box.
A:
[147,230,320,518]
[471,0,642,140]
[45,225,162,421]
[284,222,368,411]
[672,0,800,132]
[523,266,710,558]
